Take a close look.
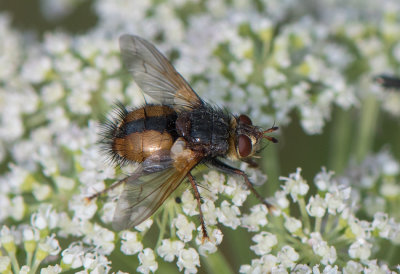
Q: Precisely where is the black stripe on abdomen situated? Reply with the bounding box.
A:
[118,114,177,138]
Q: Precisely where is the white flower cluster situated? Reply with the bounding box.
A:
[1,0,400,272]
[240,167,400,273]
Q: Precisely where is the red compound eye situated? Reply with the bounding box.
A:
[238,114,252,125]
[238,135,252,157]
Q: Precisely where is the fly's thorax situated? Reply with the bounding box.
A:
[176,105,231,157]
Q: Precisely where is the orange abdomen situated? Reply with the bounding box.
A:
[111,105,177,163]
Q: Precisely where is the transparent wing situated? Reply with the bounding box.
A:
[112,154,201,230]
[119,34,203,111]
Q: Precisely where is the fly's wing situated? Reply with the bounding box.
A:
[112,148,202,230]
[119,34,203,111]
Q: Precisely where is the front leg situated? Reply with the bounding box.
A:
[209,158,274,209]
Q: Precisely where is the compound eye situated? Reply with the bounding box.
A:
[238,114,252,125]
[238,135,252,158]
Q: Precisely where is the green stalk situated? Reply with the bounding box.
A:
[202,250,235,274]
[298,198,311,233]
[261,145,281,193]
[328,108,352,174]
[355,95,379,163]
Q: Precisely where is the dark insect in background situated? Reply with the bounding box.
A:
[87,34,278,240]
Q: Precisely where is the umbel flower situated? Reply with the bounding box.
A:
[1,0,400,272]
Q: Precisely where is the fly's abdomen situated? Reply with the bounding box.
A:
[107,105,177,164]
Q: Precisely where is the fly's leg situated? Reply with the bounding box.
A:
[187,172,209,242]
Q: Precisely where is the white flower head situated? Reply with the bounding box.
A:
[250,231,278,256]
[173,214,196,242]
[201,199,218,225]
[325,186,350,215]
[181,189,198,216]
[61,242,84,269]
[120,231,143,255]
[215,200,241,229]
[177,248,200,274]
[277,245,299,269]
[314,167,335,191]
[40,264,62,274]
[348,238,372,260]
[241,204,269,232]
[157,239,184,262]
[306,194,327,218]
[280,168,309,202]
[283,214,302,234]
[135,219,153,232]
[195,227,223,256]
[308,233,337,265]
[137,248,158,274]
[224,176,250,206]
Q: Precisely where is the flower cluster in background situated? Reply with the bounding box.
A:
[1,0,400,273]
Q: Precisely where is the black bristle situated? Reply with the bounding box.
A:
[98,102,132,167]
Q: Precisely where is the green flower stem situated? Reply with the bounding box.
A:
[155,204,171,247]
[298,198,311,233]
[314,216,322,233]
[7,251,19,274]
[355,95,379,163]
[323,214,337,236]
[202,250,234,274]
[261,145,281,193]
[328,108,352,174]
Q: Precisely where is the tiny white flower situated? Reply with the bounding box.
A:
[135,219,153,232]
[174,214,196,242]
[380,181,400,198]
[196,227,223,255]
[202,171,225,200]
[54,175,75,191]
[277,245,299,269]
[283,214,302,234]
[157,239,184,262]
[19,265,30,274]
[120,231,143,255]
[348,215,372,240]
[348,238,372,260]
[82,252,110,273]
[0,256,11,273]
[41,82,65,104]
[69,195,97,220]
[38,234,61,257]
[10,195,25,221]
[280,168,309,202]
[224,177,250,206]
[32,184,52,201]
[83,223,115,255]
[201,199,218,225]
[22,226,40,242]
[61,243,84,269]
[306,195,327,218]
[215,200,241,229]
[40,264,62,274]
[264,67,287,87]
[177,248,200,274]
[241,204,269,232]
[181,189,198,216]
[314,167,335,191]
[138,248,158,274]
[308,233,337,265]
[250,231,278,256]
[343,260,363,274]
[273,190,290,209]
[31,204,59,230]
